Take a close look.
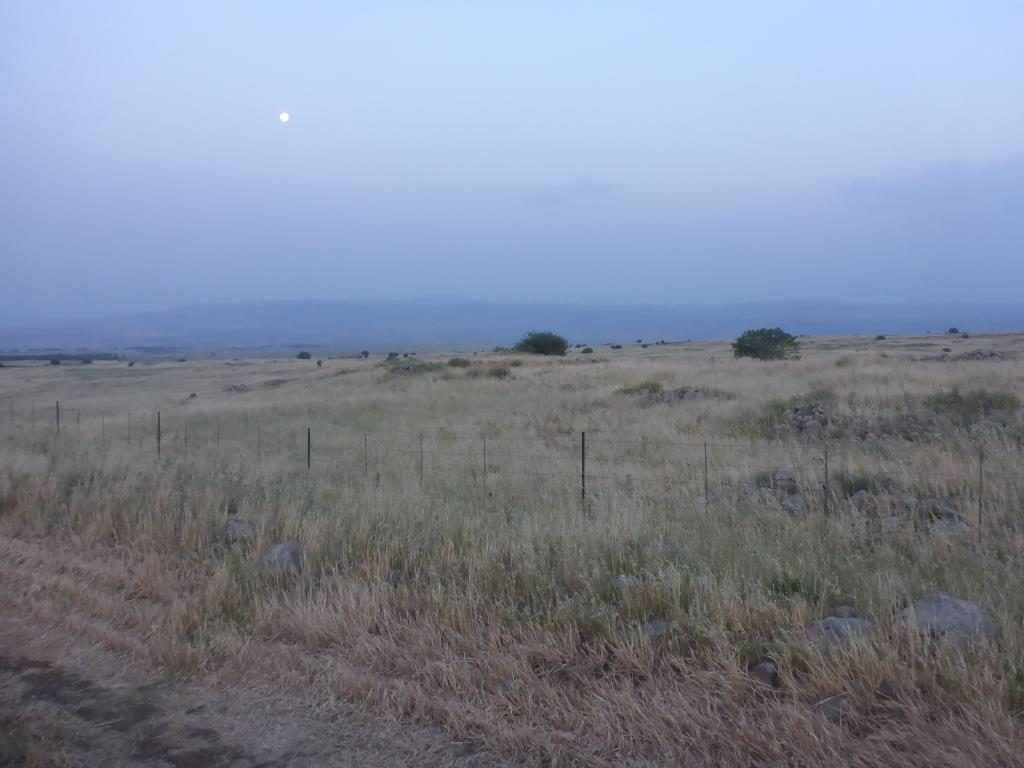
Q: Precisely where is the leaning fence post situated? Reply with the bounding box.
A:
[364,434,369,478]
[307,427,311,470]
[156,411,161,456]
[581,431,587,502]
[419,433,424,487]
[703,441,709,513]
[55,401,60,434]
[482,435,487,498]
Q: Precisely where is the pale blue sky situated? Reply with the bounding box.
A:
[2,2,1023,322]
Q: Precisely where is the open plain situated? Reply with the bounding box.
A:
[2,332,1024,766]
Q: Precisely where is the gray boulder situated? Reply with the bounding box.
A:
[748,660,779,687]
[805,617,872,645]
[831,605,859,619]
[782,494,805,513]
[773,468,799,494]
[639,620,674,639]
[611,574,641,590]
[813,694,849,723]
[257,540,303,576]
[896,592,999,648]
[224,516,256,545]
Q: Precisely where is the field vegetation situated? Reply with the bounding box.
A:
[2,333,1024,765]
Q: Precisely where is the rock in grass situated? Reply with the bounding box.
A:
[748,660,779,687]
[831,605,859,619]
[812,694,849,723]
[773,468,799,494]
[224,516,256,545]
[611,574,641,590]
[805,617,872,645]
[782,494,805,513]
[257,540,303,576]
[639,620,674,639]
[896,592,999,648]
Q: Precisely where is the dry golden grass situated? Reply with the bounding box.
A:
[2,333,1024,765]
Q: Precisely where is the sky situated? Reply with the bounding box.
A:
[2,1,1023,324]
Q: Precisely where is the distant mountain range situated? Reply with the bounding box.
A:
[2,298,1023,353]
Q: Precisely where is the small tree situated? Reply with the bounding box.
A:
[360,350,370,359]
[947,327,960,335]
[296,351,312,360]
[514,331,568,356]
[732,328,800,361]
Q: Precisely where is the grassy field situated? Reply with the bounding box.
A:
[2,332,1024,765]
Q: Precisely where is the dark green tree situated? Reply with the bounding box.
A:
[732,328,800,361]
[296,351,312,360]
[514,331,569,356]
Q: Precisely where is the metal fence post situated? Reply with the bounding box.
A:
[581,431,586,502]
[824,444,830,516]
[703,441,709,513]
[978,445,984,546]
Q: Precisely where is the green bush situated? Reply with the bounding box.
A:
[514,331,569,356]
[875,335,886,341]
[611,344,623,350]
[296,351,312,360]
[732,328,800,361]
[447,357,471,368]
[387,352,399,360]
[581,347,594,354]
[360,350,370,359]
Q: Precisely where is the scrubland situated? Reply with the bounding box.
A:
[2,332,1024,766]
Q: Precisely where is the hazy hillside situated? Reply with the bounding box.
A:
[2,298,1023,351]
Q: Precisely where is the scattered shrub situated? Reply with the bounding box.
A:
[296,351,311,360]
[488,366,511,379]
[925,387,1021,428]
[316,360,323,367]
[611,344,623,350]
[80,359,93,365]
[447,357,471,368]
[619,380,663,396]
[128,361,135,367]
[514,331,569,356]
[581,347,594,354]
[947,327,960,335]
[360,350,370,359]
[467,365,511,380]
[49,359,60,366]
[387,352,399,360]
[732,328,800,361]
[875,335,886,341]
[508,359,523,367]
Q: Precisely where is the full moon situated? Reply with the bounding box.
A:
[278,112,290,123]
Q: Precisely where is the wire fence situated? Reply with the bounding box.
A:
[3,400,1023,533]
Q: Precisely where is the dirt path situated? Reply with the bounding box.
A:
[0,614,486,767]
